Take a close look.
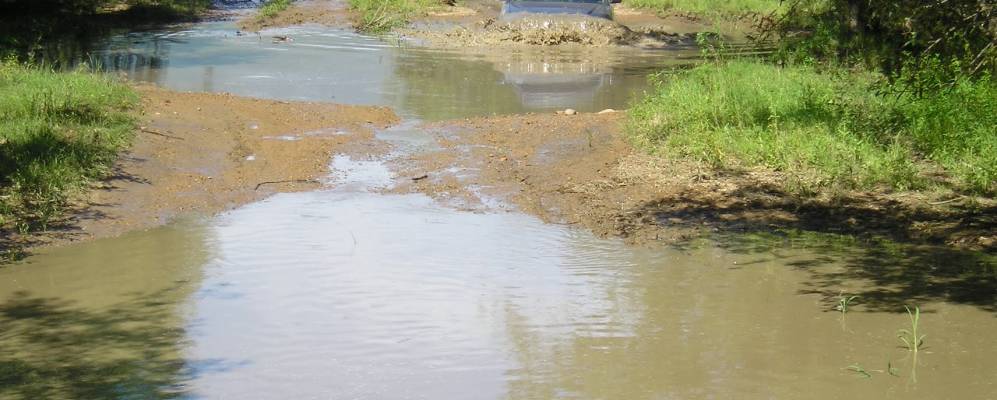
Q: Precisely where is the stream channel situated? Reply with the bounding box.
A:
[1,15,996,400]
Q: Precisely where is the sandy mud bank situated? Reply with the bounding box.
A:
[18,86,397,251]
[389,112,996,251]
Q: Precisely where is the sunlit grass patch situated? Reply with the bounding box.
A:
[0,61,137,233]
[349,0,444,33]
[627,60,996,195]
[257,0,292,20]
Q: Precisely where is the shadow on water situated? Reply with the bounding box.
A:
[0,288,191,399]
[0,0,218,66]
[0,221,217,399]
[720,231,997,314]
[632,180,997,314]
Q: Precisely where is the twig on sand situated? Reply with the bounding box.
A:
[928,195,968,205]
[255,179,319,190]
[140,128,184,140]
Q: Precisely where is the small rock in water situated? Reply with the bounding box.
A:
[597,109,616,114]
[564,108,577,115]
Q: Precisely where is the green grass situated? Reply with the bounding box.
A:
[348,0,442,33]
[623,0,783,17]
[0,61,138,234]
[627,61,996,195]
[837,294,858,314]
[898,76,997,194]
[257,0,292,20]
[897,305,925,352]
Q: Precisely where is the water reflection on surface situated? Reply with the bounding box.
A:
[0,222,210,399]
[1,161,996,399]
[92,22,696,120]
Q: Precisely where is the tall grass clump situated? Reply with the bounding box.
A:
[257,0,291,20]
[0,61,137,233]
[897,305,925,352]
[623,0,783,17]
[895,71,997,194]
[349,0,442,33]
[628,60,996,195]
[628,60,920,193]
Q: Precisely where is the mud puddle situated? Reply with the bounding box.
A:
[3,149,996,398]
[2,17,996,400]
[93,21,699,120]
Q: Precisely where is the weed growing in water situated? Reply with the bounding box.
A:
[897,305,926,352]
[845,364,871,378]
[836,293,858,314]
[887,361,900,377]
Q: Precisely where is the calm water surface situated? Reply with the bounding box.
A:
[2,18,996,400]
[93,21,697,120]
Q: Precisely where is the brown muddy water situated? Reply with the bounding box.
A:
[3,20,997,400]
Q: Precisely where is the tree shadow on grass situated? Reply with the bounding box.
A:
[0,287,197,399]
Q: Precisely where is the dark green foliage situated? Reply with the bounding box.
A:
[763,1,996,85]
[0,0,107,15]
[0,0,212,64]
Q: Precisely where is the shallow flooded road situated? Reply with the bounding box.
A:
[94,21,697,120]
[2,19,996,400]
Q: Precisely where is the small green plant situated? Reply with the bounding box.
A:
[836,293,858,314]
[845,364,871,378]
[356,2,401,33]
[897,305,926,352]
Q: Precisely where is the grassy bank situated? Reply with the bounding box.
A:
[623,0,783,17]
[349,0,442,33]
[628,61,996,195]
[0,61,138,235]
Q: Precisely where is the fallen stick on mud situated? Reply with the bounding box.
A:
[140,128,185,140]
[928,195,968,205]
[255,179,320,190]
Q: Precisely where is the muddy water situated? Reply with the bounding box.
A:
[93,21,696,120]
[3,18,997,400]
[3,159,996,398]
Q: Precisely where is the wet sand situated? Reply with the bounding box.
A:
[15,86,397,251]
[390,112,997,251]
